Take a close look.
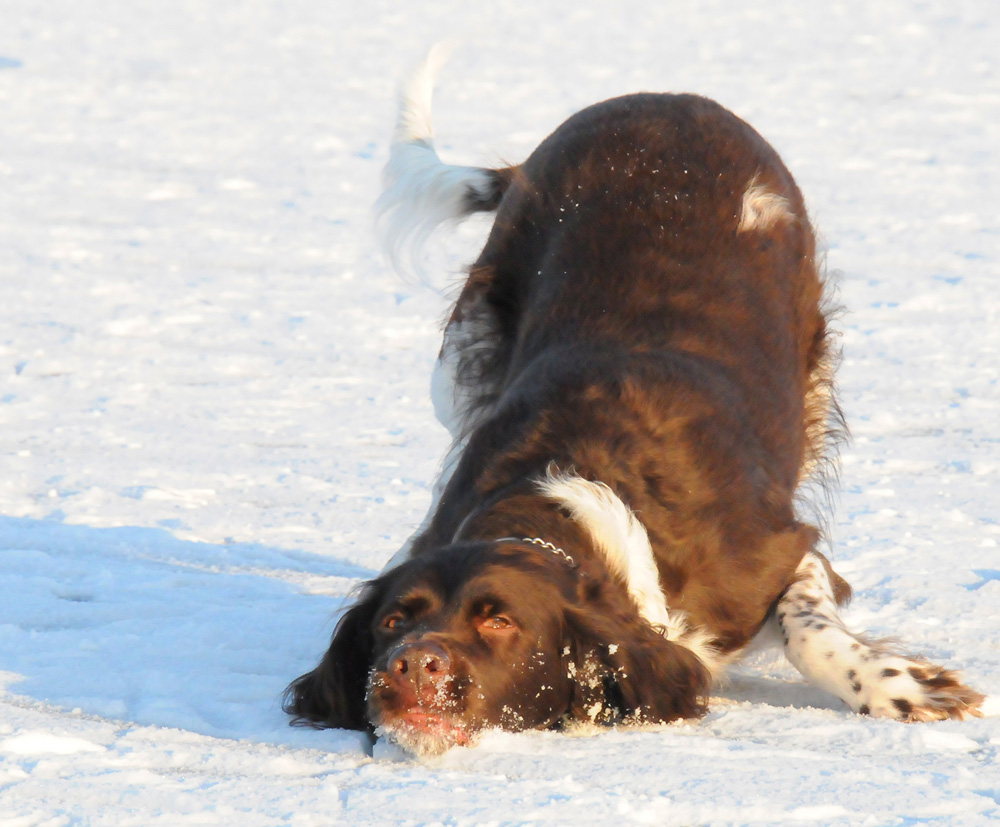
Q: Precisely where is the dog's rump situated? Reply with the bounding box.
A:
[469,92,826,472]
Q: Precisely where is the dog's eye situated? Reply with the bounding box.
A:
[480,615,515,631]
[382,613,406,631]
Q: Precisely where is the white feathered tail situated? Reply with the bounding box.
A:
[375,45,512,277]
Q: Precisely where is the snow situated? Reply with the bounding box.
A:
[1,0,999,823]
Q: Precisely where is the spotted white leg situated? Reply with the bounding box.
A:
[778,551,984,721]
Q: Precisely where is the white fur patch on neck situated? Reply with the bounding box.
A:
[537,470,722,673]
[738,175,793,233]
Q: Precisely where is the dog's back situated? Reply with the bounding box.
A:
[470,93,830,492]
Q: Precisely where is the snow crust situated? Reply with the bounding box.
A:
[1,0,999,823]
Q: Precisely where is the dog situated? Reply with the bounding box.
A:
[285,53,984,755]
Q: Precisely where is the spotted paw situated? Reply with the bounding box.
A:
[854,655,985,722]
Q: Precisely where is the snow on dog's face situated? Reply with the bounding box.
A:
[284,542,709,755]
[366,544,574,755]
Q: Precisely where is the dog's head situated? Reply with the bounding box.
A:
[284,540,709,755]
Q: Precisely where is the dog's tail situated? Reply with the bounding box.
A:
[375,44,515,277]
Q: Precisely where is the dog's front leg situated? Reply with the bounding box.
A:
[778,551,984,721]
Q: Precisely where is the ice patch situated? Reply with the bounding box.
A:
[1,732,105,756]
[979,695,1000,717]
[915,729,980,753]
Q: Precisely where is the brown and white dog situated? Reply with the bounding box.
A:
[285,54,984,755]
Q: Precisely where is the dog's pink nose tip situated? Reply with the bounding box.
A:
[389,641,451,680]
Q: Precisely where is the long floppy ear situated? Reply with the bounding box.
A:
[563,585,710,725]
[283,580,388,732]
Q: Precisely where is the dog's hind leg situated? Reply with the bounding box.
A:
[777,551,984,721]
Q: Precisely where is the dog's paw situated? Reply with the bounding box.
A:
[854,655,985,722]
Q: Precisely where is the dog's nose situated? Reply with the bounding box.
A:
[387,641,451,696]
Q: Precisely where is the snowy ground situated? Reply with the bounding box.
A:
[2,0,999,824]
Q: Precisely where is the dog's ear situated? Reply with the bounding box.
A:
[283,580,388,732]
[563,580,710,725]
